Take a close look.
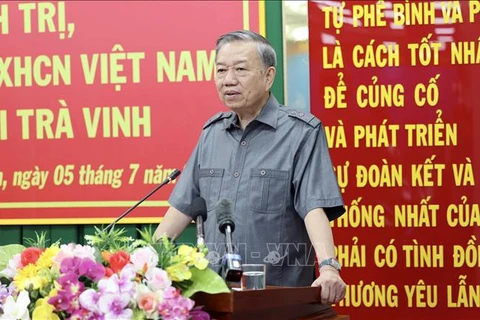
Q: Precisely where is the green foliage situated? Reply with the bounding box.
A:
[84,226,146,253]
[0,275,12,286]
[153,236,178,270]
[136,228,228,295]
[137,226,177,270]
[182,267,230,298]
[0,244,25,272]
[24,232,58,249]
[137,225,157,244]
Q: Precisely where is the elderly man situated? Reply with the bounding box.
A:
[155,30,346,304]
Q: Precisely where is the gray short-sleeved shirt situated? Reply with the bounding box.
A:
[169,95,345,287]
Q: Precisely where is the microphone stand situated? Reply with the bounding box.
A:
[196,215,205,246]
[103,169,181,233]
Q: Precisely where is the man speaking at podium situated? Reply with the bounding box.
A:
[155,30,346,305]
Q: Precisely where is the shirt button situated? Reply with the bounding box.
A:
[241,140,247,146]
[209,169,215,175]
[299,112,305,117]
[234,172,240,178]
[260,170,267,176]
[290,110,297,115]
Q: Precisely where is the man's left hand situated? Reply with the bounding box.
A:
[311,267,346,304]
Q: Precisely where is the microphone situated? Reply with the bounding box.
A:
[191,197,207,246]
[103,169,181,232]
[216,198,242,282]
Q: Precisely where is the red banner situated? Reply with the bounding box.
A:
[309,0,480,318]
[0,1,261,224]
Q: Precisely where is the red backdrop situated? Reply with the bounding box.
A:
[0,1,260,224]
[309,0,479,319]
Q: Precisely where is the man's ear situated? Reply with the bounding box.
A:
[265,67,276,91]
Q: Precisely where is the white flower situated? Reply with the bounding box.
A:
[53,244,96,266]
[130,246,159,273]
[0,254,21,278]
[145,267,171,291]
[0,290,30,320]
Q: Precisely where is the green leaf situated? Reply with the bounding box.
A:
[0,275,11,286]
[173,279,193,292]
[137,226,156,244]
[24,231,49,249]
[0,244,25,273]
[181,267,230,298]
[131,308,145,320]
[85,226,134,253]
[150,236,176,269]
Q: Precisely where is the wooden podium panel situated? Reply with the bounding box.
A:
[193,286,350,320]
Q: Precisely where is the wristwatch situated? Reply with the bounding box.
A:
[319,258,342,272]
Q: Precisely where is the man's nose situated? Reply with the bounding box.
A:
[223,68,238,85]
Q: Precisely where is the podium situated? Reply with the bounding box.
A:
[193,286,350,320]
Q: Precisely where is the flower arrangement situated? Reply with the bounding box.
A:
[0,228,229,320]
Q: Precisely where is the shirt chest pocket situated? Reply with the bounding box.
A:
[248,169,289,213]
[199,168,224,211]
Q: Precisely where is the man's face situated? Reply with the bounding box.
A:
[215,41,275,113]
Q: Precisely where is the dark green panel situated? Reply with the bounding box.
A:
[265,0,284,104]
[176,224,196,245]
[122,225,138,239]
[0,226,22,245]
[50,225,79,244]
[82,225,99,245]
[1,224,198,246]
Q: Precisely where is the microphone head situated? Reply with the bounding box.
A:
[191,197,207,221]
[216,199,235,234]
[169,169,181,181]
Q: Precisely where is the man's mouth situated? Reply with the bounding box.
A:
[225,91,240,97]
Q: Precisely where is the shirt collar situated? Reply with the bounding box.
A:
[224,94,279,130]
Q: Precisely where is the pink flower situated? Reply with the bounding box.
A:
[139,294,156,312]
[98,264,135,295]
[158,287,195,320]
[130,246,158,273]
[190,306,211,320]
[68,308,99,320]
[163,286,181,299]
[145,267,171,291]
[78,258,105,282]
[136,284,162,317]
[98,292,132,320]
[49,291,73,312]
[79,289,102,314]
[0,284,9,307]
[49,272,85,313]
[60,256,81,274]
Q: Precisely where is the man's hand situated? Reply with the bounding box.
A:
[311,267,346,305]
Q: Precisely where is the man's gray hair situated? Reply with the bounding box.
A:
[215,30,277,68]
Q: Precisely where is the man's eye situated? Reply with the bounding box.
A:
[217,69,226,73]
[236,68,246,71]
